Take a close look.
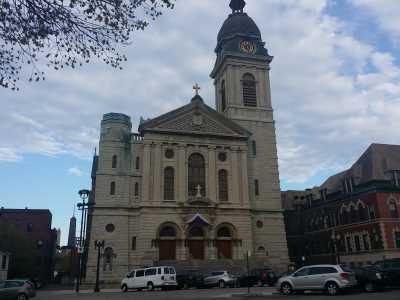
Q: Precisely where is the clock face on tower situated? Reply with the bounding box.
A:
[239,40,257,55]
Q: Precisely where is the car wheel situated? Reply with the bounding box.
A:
[326,282,339,296]
[364,282,376,293]
[280,282,293,295]
[121,284,128,292]
[147,282,154,291]
[219,280,226,288]
[17,294,28,300]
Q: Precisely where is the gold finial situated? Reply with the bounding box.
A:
[193,83,201,95]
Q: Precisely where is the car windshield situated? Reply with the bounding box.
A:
[211,272,224,276]
[340,265,354,273]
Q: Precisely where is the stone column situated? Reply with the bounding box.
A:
[152,143,162,201]
[231,147,240,204]
[141,143,151,203]
[178,144,186,202]
[240,148,250,206]
[208,146,217,202]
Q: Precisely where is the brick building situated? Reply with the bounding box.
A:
[283,144,400,268]
[0,208,57,281]
[0,251,10,280]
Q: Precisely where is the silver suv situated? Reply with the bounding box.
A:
[277,265,357,296]
[203,271,236,288]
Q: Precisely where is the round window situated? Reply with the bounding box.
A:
[105,224,115,233]
[165,149,174,159]
[256,220,263,228]
[218,152,227,162]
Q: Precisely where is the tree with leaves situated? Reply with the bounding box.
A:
[0,0,175,90]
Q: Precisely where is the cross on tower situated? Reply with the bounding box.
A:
[193,83,201,95]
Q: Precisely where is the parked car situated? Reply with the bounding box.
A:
[176,269,205,289]
[121,266,177,292]
[373,258,400,288]
[253,268,278,286]
[0,280,36,300]
[277,264,357,296]
[203,271,236,288]
[236,268,278,287]
[354,265,385,292]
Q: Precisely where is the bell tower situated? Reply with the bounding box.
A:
[211,0,288,269]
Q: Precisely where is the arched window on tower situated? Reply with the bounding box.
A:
[221,80,226,111]
[136,157,140,170]
[134,182,139,197]
[242,73,257,107]
[188,153,206,197]
[218,169,228,202]
[110,181,116,195]
[112,155,117,168]
[164,167,175,200]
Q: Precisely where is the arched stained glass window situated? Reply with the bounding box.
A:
[164,167,175,200]
[218,169,228,202]
[188,153,206,197]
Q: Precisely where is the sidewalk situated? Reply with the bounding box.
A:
[42,288,121,295]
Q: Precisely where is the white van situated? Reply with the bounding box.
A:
[121,266,177,292]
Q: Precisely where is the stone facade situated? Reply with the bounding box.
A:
[85,3,289,285]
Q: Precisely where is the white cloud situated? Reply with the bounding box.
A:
[351,0,400,39]
[0,148,22,162]
[68,167,84,177]
[1,0,400,187]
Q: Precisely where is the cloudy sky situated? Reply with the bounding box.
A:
[1,0,400,245]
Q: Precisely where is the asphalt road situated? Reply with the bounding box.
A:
[35,287,400,300]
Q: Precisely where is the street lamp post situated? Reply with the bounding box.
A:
[75,189,91,293]
[94,240,105,293]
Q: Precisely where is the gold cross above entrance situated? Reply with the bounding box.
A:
[193,83,201,95]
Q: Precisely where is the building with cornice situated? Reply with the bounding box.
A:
[85,0,289,284]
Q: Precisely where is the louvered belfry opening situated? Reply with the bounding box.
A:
[242,73,257,107]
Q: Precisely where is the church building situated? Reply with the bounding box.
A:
[86,0,289,284]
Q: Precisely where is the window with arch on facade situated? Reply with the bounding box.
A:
[188,153,206,197]
[221,80,226,111]
[242,73,257,107]
[110,181,116,195]
[136,157,140,170]
[389,200,399,218]
[134,182,139,197]
[252,140,257,156]
[164,167,175,200]
[112,155,117,168]
[103,247,115,271]
[218,169,228,202]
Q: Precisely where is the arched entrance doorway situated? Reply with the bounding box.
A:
[216,226,233,259]
[188,226,205,260]
[158,225,177,261]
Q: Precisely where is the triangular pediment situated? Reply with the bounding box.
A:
[139,96,250,139]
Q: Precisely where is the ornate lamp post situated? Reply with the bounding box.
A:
[75,189,91,293]
[94,240,105,292]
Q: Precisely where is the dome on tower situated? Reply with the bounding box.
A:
[217,13,261,43]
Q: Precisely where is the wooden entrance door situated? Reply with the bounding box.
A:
[188,240,204,260]
[159,240,176,260]
[216,240,232,259]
